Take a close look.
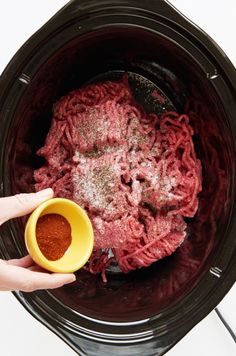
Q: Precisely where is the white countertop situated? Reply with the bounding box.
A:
[0,1,235,355]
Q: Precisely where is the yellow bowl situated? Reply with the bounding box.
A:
[25,198,94,273]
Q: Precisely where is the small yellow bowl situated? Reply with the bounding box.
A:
[25,198,94,273]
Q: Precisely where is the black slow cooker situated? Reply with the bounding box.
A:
[0,1,236,355]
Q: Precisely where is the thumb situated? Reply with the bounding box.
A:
[0,188,53,225]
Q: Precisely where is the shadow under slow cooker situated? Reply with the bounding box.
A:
[7,27,233,323]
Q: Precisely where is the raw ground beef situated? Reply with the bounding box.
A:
[34,75,202,282]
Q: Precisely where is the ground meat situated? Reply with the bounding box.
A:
[34,75,202,281]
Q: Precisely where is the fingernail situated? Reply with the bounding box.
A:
[36,188,54,198]
[66,274,76,284]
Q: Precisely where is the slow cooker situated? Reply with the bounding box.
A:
[0,1,236,355]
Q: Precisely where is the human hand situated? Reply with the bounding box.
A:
[0,189,76,292]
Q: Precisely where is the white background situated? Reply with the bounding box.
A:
[0,1,236,355]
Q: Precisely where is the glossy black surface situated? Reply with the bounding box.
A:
[0,1,236,355]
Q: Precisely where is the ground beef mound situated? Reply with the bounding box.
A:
[34,76,202,282]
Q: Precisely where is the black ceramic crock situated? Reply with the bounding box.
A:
[0,1,236,355]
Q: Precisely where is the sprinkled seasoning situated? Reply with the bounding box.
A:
[73,163,120,211]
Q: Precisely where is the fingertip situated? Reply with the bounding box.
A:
[69,274,76,283]
[36,188,54,199]
[61,273,76,283]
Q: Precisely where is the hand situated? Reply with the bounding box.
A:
[0,189,76,292]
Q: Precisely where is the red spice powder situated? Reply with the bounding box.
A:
[36,213,72,261]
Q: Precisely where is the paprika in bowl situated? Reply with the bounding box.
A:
[25,198,94,273]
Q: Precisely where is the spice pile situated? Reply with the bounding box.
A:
[36,214,72,261]
[34,75,202,281]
